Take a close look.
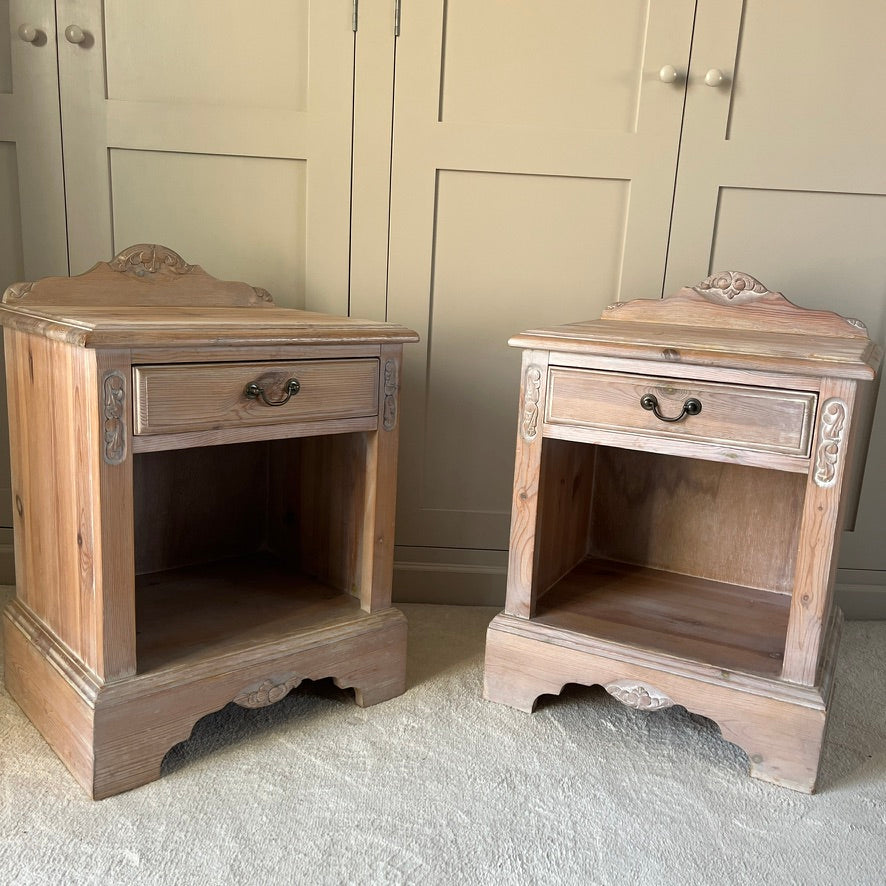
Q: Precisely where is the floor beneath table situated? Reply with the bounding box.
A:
[2,587,885,885]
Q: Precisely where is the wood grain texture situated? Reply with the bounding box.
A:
[782,377,859,684]
[2,243,275,308]
[490,280,879,790]
[357,345,403,612]
[133,359,379,435]
[0,304,420,349]
[601,281,868,338]
[0,258,416,797]
[589,448,805,593]
[504,350,550,618]
[532,558,790,677]
[484,619,832,792]
[511,321,879,380]
[532,438,596,598]
[546,367,817,457]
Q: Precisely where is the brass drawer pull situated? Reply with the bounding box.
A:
[640,393,702,423]
[244,378,300,406]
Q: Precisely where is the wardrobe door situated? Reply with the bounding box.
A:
[665,0,886,583]
[55,0,355,313]
[387,0,696,599]
[1,0,68,573]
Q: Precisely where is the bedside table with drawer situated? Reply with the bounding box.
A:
[0,245,418,798]
[484,272,881,792]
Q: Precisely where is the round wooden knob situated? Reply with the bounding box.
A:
[17,23,39,43]
[64,24,86,44]
[658,65,678,84]
[704,68,725,87]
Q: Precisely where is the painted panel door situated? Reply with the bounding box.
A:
[55,0,355,313]
[665,0,886,580]
[0,1,69,554]
[387,0,696,596]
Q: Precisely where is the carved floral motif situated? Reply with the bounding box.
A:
[521,366,543,442]
[604,680,674,711]
[102,371,127,465]
[692,271,771,302]
[252,287,274,304]
[234,677,303,708]
[383,359,398,431]
[109,244,193,278]
[814,398,848,488]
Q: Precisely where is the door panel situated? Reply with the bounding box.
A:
[110,151,308,308]
[56,0,354,313]
[388,0,696,566]
[665,0,886,575]
[1,1,68,546]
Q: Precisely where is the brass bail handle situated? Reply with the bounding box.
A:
[244,378,300,407]
[640,393,702,423]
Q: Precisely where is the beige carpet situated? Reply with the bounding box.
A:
[1,585,884,885]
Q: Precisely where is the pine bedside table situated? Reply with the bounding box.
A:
[1,245,418,798]
[483,272,881,792]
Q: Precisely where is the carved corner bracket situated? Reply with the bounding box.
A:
[102,371,127,465]
[814,398,848,488]
[604,680,675,711]
[109,244,194,279]
[234,676,304,708]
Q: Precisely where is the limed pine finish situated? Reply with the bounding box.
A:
[0,244,418,798]
[484,271,881,792]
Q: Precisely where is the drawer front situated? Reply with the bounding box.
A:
[545,368,817,457]
[134,359,379,435]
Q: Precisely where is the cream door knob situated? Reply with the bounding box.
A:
[704,68,725,87]
[64,24,86,44]
[17,23,39,42]
[658,65,679,84]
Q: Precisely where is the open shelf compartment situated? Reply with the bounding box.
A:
[132,434,371,675]
[531,440,808,678]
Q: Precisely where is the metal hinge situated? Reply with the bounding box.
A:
[394,0,401,36]
[352,0,358,32]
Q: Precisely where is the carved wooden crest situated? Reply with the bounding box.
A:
[1,244,275,307]
[109,244,194,278]
[692,271,771,303]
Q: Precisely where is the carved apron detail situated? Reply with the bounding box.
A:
[604,680,675,711]
[234,677,303,708]
[521,366,543,442]
[383,359,399,431]
[814,398,848,488]
[102,371,127,465]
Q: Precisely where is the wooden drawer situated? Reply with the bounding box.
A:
[133,359,379,435]
[545,368,817,457]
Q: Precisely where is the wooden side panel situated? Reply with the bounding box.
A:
[267,434,366,598]
[5,329,103,667]
[133,443,269,574]
[93,350,136,680]
[533,438,596,599]
[590,448,806,594]
[783,378,859,684]
[505,350,550,618]
[356,345,403,612]
[3,604,97,796]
